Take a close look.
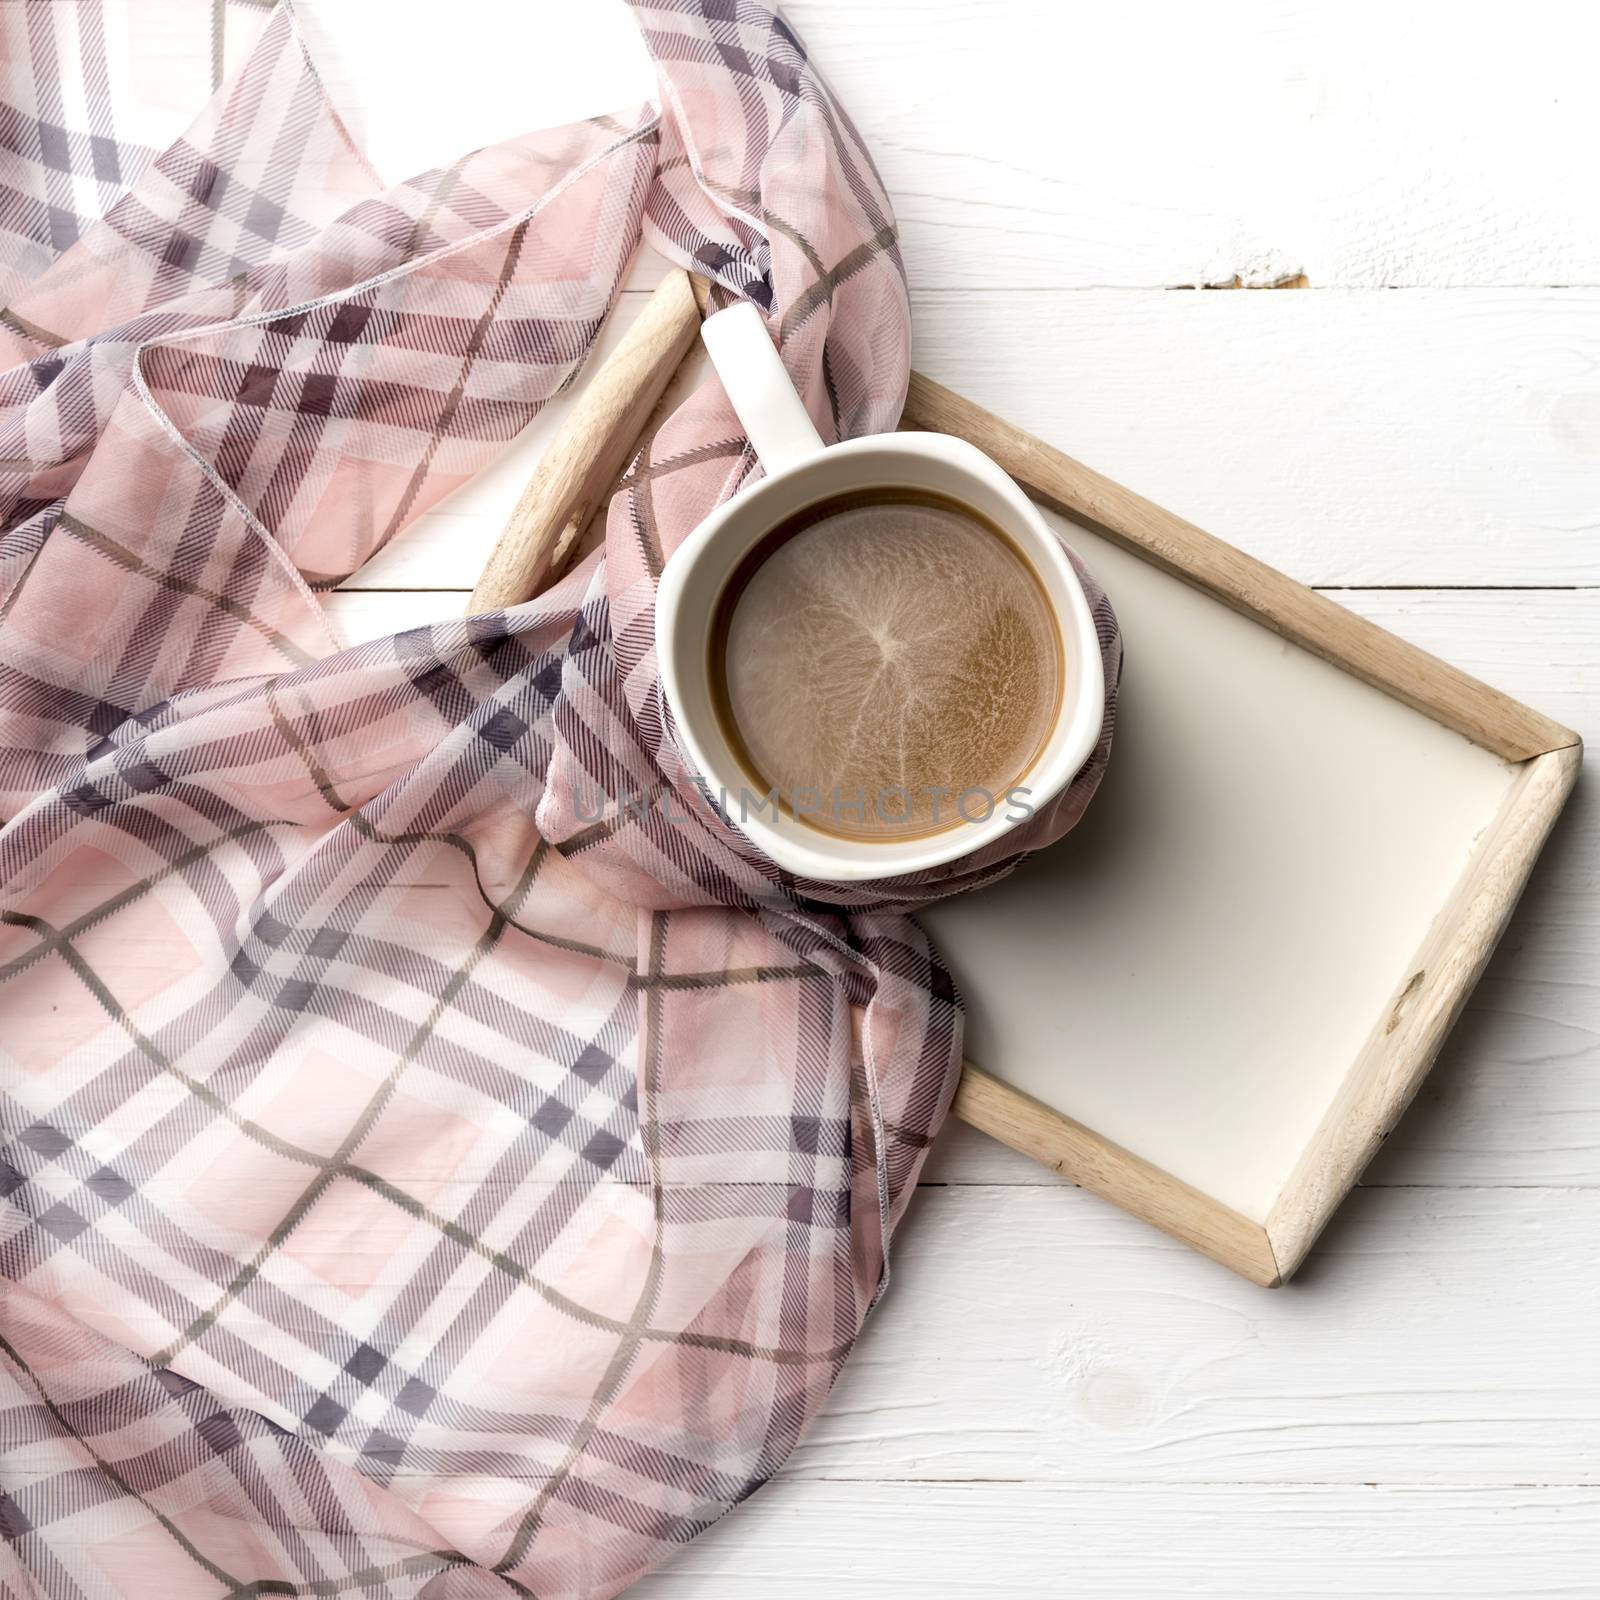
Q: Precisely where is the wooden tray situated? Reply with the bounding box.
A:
[473,270,1582,1288]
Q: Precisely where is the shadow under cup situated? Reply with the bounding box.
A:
[706,485,1065,843]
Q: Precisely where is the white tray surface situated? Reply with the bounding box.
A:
[921,511,1516,1222]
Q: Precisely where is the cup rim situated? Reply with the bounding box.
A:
[654,431,1105,884]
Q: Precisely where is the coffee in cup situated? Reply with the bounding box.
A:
[654,302,1105,883]
[708,486,1063,840]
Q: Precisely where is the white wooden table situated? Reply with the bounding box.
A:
[298,3,1600,1591]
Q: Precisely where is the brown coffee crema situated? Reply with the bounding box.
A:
[707,488,1064,841]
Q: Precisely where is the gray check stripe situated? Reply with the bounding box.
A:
[149,842,548,1366]
[262,684,635,965]
[492,909,671,1573]
[1,907,330,1172]
[1,1327,493,1599]
[616,434,747,492]
[210,0,228,93]
[0,1331,246,1591]
[57,510,317,667]
[777,222,901,345]
[22,9,76,253]
[0,818,277,980]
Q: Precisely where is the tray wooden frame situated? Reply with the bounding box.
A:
[904,374,1581,1287]
[474,269,1582,1288]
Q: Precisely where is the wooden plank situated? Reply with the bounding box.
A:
[322,589,469,641]
[629,1481,1600,1598]
[344,287,1600,593]
[785,0,1600,290]
[904,371,1578,761]
[912,287,1600,589]
[782,1184,1600,1486]
[298,1,1600,293]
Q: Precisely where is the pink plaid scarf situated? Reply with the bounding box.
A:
[0,3,1119,1594]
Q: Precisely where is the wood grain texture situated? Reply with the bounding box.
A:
[903,371,1579,763]
[629,1482,1600,1597]
[347,286,1600,593]
[781,1184,1600,1487]
[784,0,1600,291]
[908,288,1600,589]
[467,270,704,611]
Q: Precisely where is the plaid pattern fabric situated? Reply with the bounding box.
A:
[0,0,277,310]
[0,4,1121,1597]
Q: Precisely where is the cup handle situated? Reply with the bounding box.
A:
[700,301,825,474]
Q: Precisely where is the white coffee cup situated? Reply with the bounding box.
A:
[654,302,1105,883]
